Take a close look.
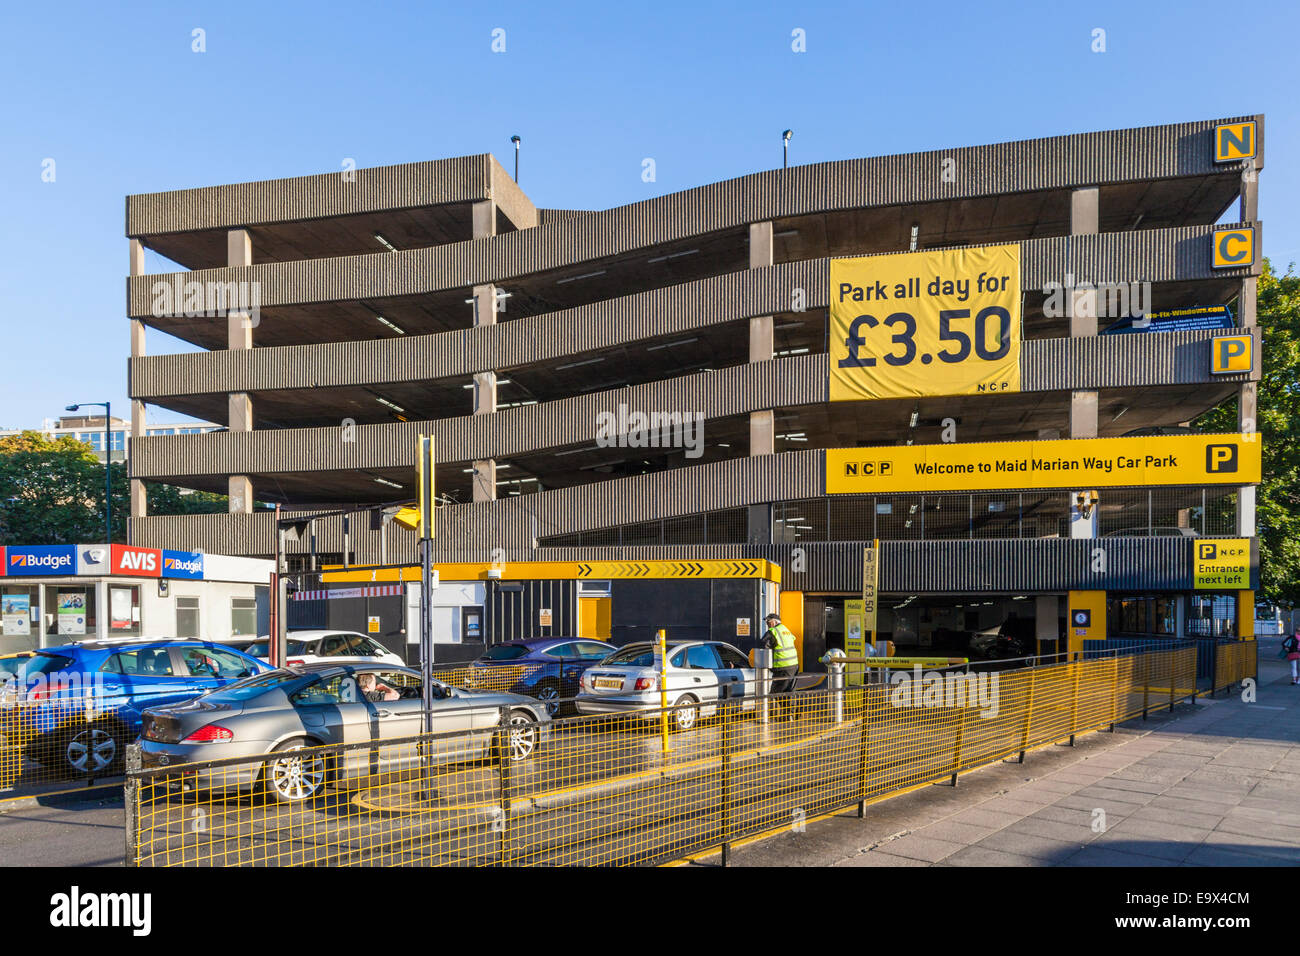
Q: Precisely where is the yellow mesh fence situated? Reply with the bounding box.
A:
[127,644,1201,867]
[1,693,130,797]
[1214,640,1258,691]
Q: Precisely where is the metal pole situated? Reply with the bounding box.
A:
[828,658,845,723]
[273,504,287,669]
[658,627,669,755]
[417,435,437,797]
[754,648,772,725]
[104,401,112,545]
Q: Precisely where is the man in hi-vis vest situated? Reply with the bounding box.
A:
[761,612,800,721]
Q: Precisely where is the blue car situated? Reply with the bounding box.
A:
[0,639,269,776]
[467,638,616,712]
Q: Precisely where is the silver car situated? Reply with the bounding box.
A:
[575,640,755,730]
[139,663,549,803]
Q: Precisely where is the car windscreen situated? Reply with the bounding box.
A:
[200,670,306,701]
[479,645,529,661]
[603,644,655,667]
[243,640,309,657]
[0,653,74,682]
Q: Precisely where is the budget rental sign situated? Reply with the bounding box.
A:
[111,544,162,577]
[6,545,76,576]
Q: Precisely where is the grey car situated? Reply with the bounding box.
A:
[138,662,549,803]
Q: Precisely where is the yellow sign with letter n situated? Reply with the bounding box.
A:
[830,244,1021,401]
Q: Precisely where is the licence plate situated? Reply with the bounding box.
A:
[595,677,624,690]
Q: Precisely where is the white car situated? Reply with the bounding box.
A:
[243,630,405,668]
[576,640,755,730]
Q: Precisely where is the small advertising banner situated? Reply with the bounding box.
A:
[57,591,87,635]
[109,587,133,630]
[830,244,1021,401]
[2,592,31,636]
[844,599,865,686]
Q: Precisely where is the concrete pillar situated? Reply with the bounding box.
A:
[228,393,255,432]
[472,459,497,503]
[1069,391,1098,439]
[471,280,498,501]
[749,409,775,457]
[1239,262,1258,535]
[472,200,497,240]
[227,229,255,512]
[749,221,775,456]
[1239,159,1259,223]
[227,228,252,267]
[128,240,149,526]
[1035,595,1059,655]
[1069,189,1100,537]
[228,475,254,514]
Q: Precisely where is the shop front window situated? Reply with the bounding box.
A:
[45,586,96,637]
[108,585,140,635]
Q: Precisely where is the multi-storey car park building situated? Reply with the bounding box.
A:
[125,115,1264,665]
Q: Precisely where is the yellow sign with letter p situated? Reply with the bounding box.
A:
[830,244,1021,401]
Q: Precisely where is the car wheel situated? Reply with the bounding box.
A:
[671,695,699,732]
[65,725,122,776]
[499,710,538,761]
[264,740,328,804]
[534,680,561,716]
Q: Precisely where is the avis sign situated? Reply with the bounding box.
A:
[111,544,161,577]
[830,244,1021,401]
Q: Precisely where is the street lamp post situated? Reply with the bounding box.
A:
[66,402,112,545]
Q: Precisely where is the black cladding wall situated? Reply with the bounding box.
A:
[610,579,762,654]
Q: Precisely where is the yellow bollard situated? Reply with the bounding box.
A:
[658,628,669,755]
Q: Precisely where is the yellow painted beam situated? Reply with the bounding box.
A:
[322,558,783,584]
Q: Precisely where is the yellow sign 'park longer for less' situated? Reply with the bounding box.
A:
[830,244,1022,401]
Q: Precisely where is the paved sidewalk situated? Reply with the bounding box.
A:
[718,648,1300,867]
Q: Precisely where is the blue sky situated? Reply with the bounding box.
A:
[1,0,1295,428]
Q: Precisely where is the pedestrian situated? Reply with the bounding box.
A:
[1284,631,1300,685]
[761,612,800,720]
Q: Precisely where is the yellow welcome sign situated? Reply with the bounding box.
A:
[830,244,1021,401]
[827,433,1261,495]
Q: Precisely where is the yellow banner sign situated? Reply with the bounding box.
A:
[826,434,1261,494]
[1194,539,1251,590]
[830,244,1021,401]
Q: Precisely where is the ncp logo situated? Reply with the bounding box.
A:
[843,461,893,477]
[1205,444,1238,474]
[1198,542,1219,561]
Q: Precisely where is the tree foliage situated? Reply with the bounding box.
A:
[0,432,231,545]
[1196,260,1300,605]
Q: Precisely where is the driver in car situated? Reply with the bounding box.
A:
[358,672,400,702]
